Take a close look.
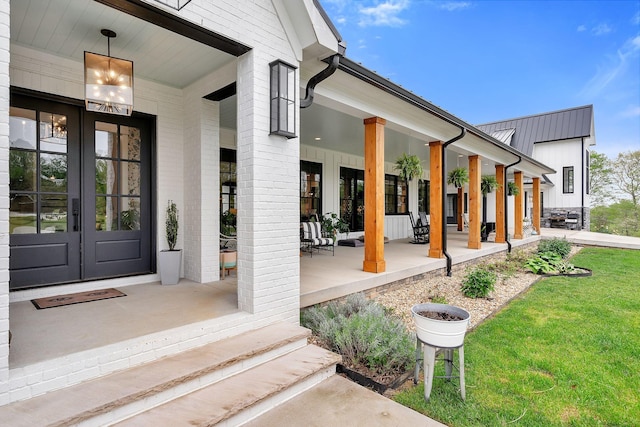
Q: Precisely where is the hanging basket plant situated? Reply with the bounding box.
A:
[507,181,520,196]
[447,167,469,188]
[394,153,423,182]
[481,175,500,196]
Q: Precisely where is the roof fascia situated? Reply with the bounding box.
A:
[335,57,555,175]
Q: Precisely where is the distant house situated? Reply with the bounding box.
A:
[477,105,595,230]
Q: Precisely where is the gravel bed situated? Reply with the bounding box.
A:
[374,246,582,332]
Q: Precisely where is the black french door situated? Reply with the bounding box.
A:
[9,93,153,290]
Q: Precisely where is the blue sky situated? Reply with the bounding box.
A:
[320,0,640,159]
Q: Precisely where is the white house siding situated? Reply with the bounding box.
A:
[0,1,312,403]
[533,138,589,229]
[300,144,427,240]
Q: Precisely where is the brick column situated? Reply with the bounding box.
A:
[468,155,481,249]
[363,117,386,273]
[428,141,443,258]
[533,177,541,235]
[0,0,10,403]
[514,171,524,239]
[495,164,506,243]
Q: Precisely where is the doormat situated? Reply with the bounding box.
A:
[31,288,126,310]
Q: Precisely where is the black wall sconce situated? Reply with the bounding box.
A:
[269,60,297,138]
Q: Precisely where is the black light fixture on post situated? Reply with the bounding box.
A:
[269,60,297,139]
[84,29,133,116]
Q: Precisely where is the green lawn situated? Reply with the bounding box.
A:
[394,247,640,426]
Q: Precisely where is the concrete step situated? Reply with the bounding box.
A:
[114,344,341,426]
[0,322,312,427]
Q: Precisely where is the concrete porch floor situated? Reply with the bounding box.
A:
[9,227,540,369]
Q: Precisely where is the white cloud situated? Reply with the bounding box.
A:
[621,105,640,117]
[439,2,471,12]
[358,0,411,27]
[580,35,640,97]
[592,23,612,36]
[577,24,587,32]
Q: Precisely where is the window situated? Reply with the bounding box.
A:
[220,148,236,234]
[385,174,408,214]
[9,107,70,234]
[340,167,364,232]
[418,180,430,214]
[563,167,574,193]
[301,161,322,221]
[586,151,590,194]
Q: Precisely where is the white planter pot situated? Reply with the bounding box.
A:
[159,250,182,285]
[411,303,470,348]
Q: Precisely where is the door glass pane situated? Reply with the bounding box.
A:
[120,126,141,160]
[40,153,67,192]
[39,112,67,153]
[10,194,37,234]
[95,158,118,195]
[95,122,119,157]
[121,161,140,195]
[120,197,140,230]
[40,195,67,232]
[9,150,37,191]
[96,196,118,231]
[9,107,37,149]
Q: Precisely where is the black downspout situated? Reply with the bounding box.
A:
[504,155,522,253]
[581,137,585,229]
[300,54,341,108]
[442,127,467,276]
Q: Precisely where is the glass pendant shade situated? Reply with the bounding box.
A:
[85,51,133,116]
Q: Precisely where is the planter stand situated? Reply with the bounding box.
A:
[411,303,470,401]
[414,338,465,401]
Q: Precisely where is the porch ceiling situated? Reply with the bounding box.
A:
[10,0,236,89]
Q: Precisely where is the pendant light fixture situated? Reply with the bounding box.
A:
[84,29,133,116]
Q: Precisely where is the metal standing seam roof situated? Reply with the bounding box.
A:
[476,105,594,157]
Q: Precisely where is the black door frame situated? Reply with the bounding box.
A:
[9,88,156,289]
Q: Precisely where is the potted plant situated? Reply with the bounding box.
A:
[321,212,349,242]
[481,175,500,241]
[447,167,469,188]
[394,153,423,183]
[159,200,181,285]
[507,181,520,196]
[411,303,470,348]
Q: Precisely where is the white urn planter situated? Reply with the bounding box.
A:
[159,249,182,285]
[411,303,470,347]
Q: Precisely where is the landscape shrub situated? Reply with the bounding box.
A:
[538,237,572,258]
[301,293,414,376]
[525,251,576,275]
[461,267,496,298]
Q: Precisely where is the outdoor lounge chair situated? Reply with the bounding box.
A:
[220,233,237,250]
[409,211,429,244]
[462,213,469,230]
[301,221,334,256]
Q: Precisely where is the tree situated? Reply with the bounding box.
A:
[589,151,614,207]
[611,150,640,207]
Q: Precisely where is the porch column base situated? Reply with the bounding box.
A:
[468,242,481,250]
[428,249,443,258]
[363,260,386,273]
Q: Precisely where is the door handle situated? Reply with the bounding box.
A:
[72,198,80,231]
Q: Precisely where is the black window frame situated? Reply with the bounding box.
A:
[300,160,322,221]
[384,174,408,215]
[563,166,574,194]
[418,179,430,214]
[340,167,364,232]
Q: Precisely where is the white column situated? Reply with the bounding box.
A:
[236,50,299,319]
[0,0,11,404]
[182,93,219,283]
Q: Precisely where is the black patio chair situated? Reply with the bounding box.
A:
[409,211,429,244]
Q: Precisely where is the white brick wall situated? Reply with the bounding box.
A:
[0,0,10,406]
[0,0,324,403]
